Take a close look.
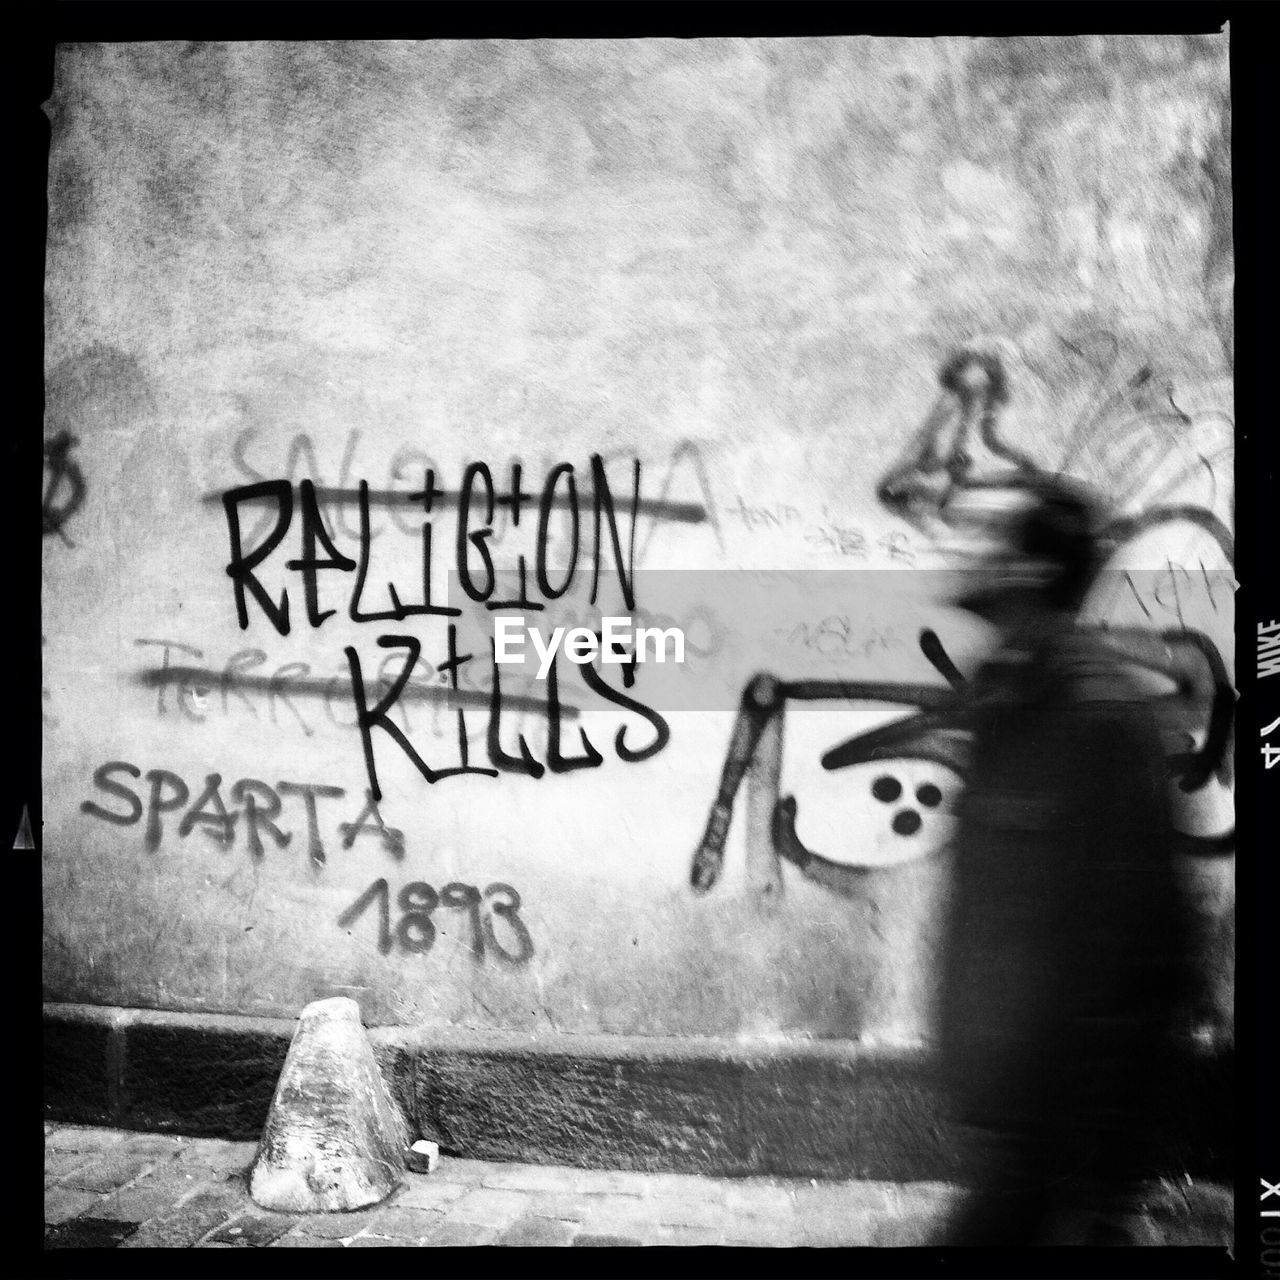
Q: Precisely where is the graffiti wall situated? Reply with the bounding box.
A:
[43,36,1232,1043]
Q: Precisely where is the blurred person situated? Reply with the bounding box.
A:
[935,475,1193,1246]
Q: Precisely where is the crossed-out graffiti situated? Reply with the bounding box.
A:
[691,342,1235,898]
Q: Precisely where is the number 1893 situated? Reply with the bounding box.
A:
[337,878,533,966]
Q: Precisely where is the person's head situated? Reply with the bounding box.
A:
[941,476,1111,629]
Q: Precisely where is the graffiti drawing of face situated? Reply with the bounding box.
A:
[806,342,1234,881]
[873,341,1233,798]
[695,340,1233,980]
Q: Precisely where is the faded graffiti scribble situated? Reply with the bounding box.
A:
[216,432,712,555]
[44,344,159,544]
[42,431,86,544]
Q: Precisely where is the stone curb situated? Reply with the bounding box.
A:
[44,1003,1232,1181]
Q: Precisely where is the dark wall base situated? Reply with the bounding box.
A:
[376,1029,964,1181]
[44,1003,1231,1182]
[44,1005,292,1139]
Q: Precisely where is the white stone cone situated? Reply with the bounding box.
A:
[250,996,409,1212]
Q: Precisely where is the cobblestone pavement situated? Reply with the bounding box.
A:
[44,1123,1233,1249]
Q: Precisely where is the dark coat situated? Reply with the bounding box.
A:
[939,627,1192,1189]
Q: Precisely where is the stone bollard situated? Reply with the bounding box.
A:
[250,996,409,1213]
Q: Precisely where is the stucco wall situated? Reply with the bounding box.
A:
[43,36,1232,1040]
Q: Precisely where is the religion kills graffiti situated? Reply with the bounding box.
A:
[221,457,687,799]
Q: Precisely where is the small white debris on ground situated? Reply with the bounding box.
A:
[406,1140,439,1174]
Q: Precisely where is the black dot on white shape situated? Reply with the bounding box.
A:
[916,783,942,808]
[892,809,922,836]
[872,775,902,803]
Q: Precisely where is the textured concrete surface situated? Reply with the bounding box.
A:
[44,1123,1234,1250]
[43,35,1232,1045]
[45,1002,1232,1181]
